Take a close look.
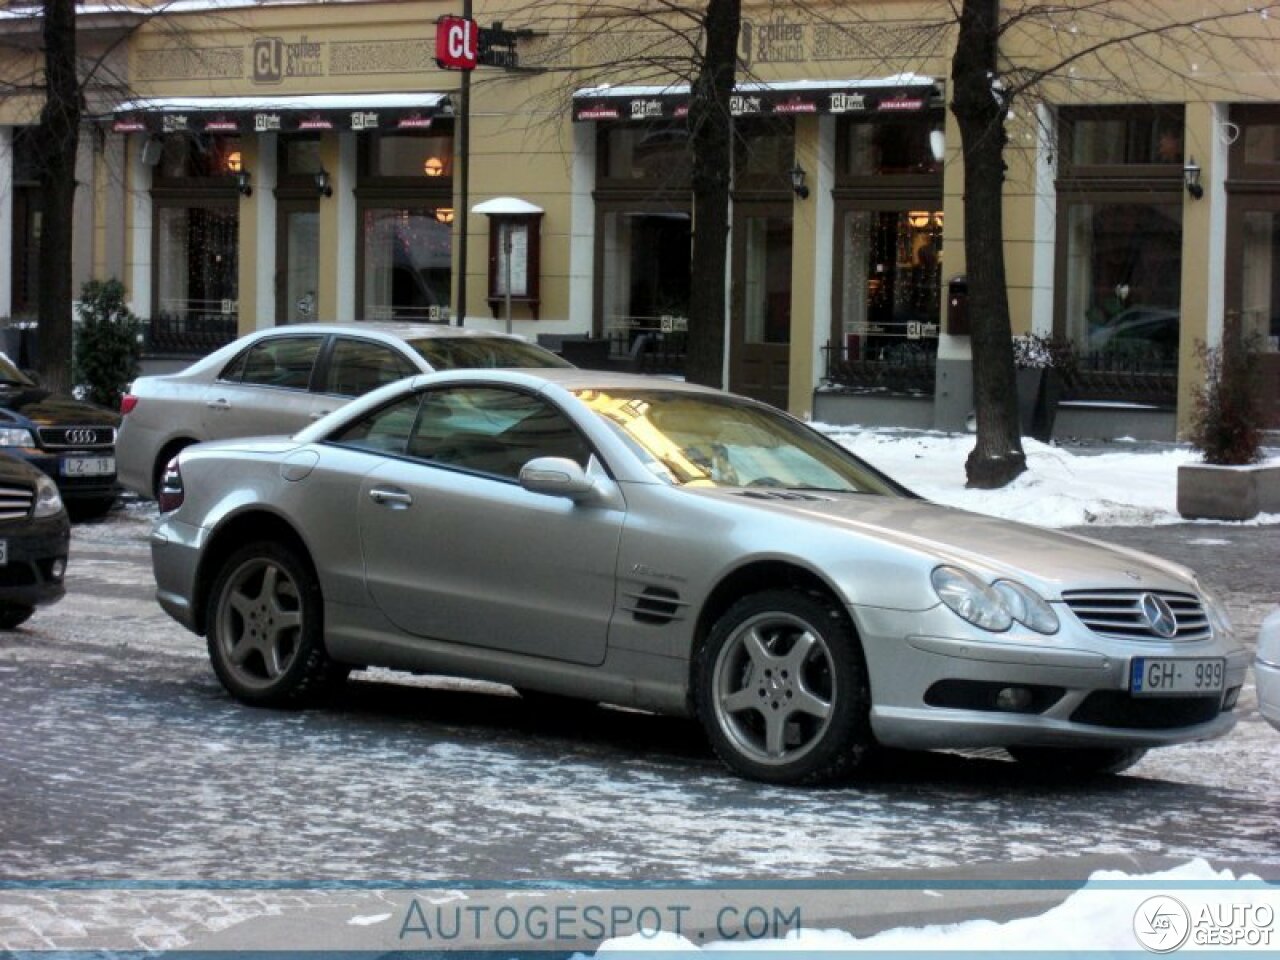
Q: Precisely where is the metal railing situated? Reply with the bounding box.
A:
[1058,346,1179,407]
[821,340,938,396]
[144,312,239,356]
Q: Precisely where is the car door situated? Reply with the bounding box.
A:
[201,334,326,440]
[308,336,418,423]
[349,384,623,667]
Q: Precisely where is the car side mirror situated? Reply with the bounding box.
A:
[519,456,596,501]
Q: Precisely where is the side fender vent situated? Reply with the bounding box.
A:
[622,585,687,626]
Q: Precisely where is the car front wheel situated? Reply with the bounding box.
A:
[206,541,346,707]
[0,604,35,629]
[695,589,872,785]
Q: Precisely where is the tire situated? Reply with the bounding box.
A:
[694,589,873,785]
[0,605,35,630]
[205,541,346,707]
[67,496,117,522]
[1007,745,1148,777]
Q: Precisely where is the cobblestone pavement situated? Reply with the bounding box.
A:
[0,507,1276,949]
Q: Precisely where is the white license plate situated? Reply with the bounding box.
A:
[61,456,115,477]
[1130,657,1226,696]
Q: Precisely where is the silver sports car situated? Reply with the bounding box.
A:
[150,369,1247,784]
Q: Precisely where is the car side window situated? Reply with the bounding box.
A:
[330,395,422,456]
[406,387,590,480]
[230,337,324,390]
[324,338,416,397]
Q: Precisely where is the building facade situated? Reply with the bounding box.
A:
[1,0,1278,436]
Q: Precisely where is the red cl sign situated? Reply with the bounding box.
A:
[435,16,478,71]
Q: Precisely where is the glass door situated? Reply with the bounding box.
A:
[278,201,320,324]
[729,203,792,409]
[1226,198,1280,427]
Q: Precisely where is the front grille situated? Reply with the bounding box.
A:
[1062,589,1210,642]
[0,483,33,521]
[1070,691,1223,729]
[37,426,116,450]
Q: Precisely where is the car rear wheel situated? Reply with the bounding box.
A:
[695,589,872,785]
[1007,745,1148,777]
[206,541,346,707]
[0,604,35,630]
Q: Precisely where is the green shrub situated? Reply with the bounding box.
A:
[1189,313,1264,466]
[73,278,141,409]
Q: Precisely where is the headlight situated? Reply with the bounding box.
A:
[0,428,35,447]
[931,566,1012,632]
[1200,586,1233,640]
[32,474,64,518]
[993,580,1060,634]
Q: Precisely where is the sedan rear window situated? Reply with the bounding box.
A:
[405,336,571,370]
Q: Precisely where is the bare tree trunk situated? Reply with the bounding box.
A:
[684,0,739,389]
[32,0,80,395]
[951,0,1025,488]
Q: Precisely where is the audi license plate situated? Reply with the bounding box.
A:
[1130,657,1226,697]
[61,456,114,477]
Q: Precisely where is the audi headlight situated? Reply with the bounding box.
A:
[32,474,64,519]
[1200,586,1233,640]
[0,428,35,447]
[993,580,1060,634]
[931,566,1013,632]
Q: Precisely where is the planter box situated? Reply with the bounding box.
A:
[1177,460,1280,521]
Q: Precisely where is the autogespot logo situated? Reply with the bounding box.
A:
[1134,896,1192,953]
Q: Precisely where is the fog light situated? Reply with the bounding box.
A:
[995,687,1033,712]
[1223,686,1241,710]
[50,558,66,581]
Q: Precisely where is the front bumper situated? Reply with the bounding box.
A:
[1255,656,1280,732]
[0,514,69,608]
[150,516,206,633]
[855,603,1248,751]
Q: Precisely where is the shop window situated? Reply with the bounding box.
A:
[10,129,41,316]
[155,134,243,182]
[733,119,795,192]
[280,135,323,179]
[842,116,943,177]
[1056,108,1185,369]
[1063,108,1184,169]
[154,205,240,323]
[598,123,692,185]
[361,208,452,322]
[599,208,691,343]
[365,127,455,180]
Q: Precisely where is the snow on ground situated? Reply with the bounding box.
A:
[594,860,1276,954]
[817,426,1280,528]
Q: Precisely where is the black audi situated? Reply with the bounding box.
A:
[0,452,68,628]
[0,354,119,520]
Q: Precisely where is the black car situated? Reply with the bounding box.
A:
[0,453,69,628]
[0,354,119,520]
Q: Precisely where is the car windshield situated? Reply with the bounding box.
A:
[574,389,908,495]
[406,336,572,370]
[0,353,35,387]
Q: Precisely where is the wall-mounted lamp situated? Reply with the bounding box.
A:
[423,156,446,177]
[929,129,946,164]
[789,164,810,200]
[434,207,456,225]
[235,169,253,197]
[1184,158,1203,199]
[315,169,333,198]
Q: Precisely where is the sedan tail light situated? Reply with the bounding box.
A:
[157,457,185,513]
[120,394,139,416]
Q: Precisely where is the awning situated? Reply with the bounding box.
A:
[572,75,941,122]
[108,93,452,136]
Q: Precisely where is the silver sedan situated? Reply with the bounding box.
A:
[117,322,569,499]
[150,369,1248,784]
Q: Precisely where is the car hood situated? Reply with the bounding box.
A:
[0,386,120,428]
[698,488,1197,597]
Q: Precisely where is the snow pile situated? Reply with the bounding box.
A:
[593,860,1276,953]
[818,428,1280,528]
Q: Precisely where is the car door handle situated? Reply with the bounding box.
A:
[205,398,231,411]
[369,486,413,508]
